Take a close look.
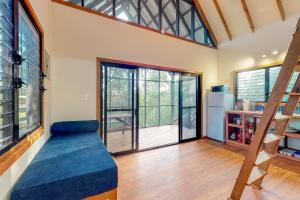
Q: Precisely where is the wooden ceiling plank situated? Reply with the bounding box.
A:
[240,0,255,32]
[193,0,218,47]
[276,0,285,21]
[213,0,232,40]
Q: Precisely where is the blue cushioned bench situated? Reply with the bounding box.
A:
[11,120,118,200]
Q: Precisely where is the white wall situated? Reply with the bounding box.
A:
[0,0,54,199]
[51,4,218,134]
[217,12,300,87]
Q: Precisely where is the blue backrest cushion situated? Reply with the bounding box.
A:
[51,120,99,136]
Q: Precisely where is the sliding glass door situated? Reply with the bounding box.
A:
[101,64,137,154]
[100,62,201,154]
[179,74,199,141]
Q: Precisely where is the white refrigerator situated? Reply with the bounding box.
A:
[206,92,234,142]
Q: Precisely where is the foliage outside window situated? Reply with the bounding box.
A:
[139,69,179,128]
[236,65,299,102]
[64,0,216,47]
[0,0,43,154]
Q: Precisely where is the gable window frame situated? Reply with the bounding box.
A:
[0,0,44,156]
[60,0,216,48]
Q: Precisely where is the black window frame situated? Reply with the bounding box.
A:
[63,0,216,47]
[0,0,44,156]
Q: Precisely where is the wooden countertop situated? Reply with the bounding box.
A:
[227,110,300,119]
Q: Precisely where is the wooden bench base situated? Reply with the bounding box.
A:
[85,189,117,200]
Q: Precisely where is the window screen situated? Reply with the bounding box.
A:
[84,0,114,16]
[162,0,176,35]
[237,69,265,101]
[115,0,138,23]
[0,0,13,151]
[63,0,83,6]
[140,0,160,30]
[194,11,204,43]
[179,0,192,39]
[139,69,179,128]
[18,3,41,137]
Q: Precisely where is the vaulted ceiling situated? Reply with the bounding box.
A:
[199,0,300,43]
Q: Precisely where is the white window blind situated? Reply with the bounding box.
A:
[237,69,265,101]
[237,66,300,102]
[269,66,299,102]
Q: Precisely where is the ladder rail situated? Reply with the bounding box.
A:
[230,18,300,200]
[283,74,300,116]
[252,75,300,190]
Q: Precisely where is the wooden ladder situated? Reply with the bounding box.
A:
[229,18,300,200]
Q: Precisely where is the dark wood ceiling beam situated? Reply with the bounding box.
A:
[213,0,232,40]
[240,0,255,32]
[192,0,218,47]
[276,0,285,21]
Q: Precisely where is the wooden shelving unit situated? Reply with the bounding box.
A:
[227,123,243,128]
[277,153,300,162]
[225,110,260,150]
[284,132,300,139]
[226,110,300,163]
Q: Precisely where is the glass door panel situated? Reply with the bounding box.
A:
[103,64,136,154]
[180,74,198,141]
[138,69,179,150]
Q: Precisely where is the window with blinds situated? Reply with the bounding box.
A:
[269,66,299,102]
[236,65,300,102]
[237,69,265,101]
[0,0,13,151]
[0,0,43,155]
[18,3,41,138]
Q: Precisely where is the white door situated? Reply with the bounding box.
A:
[207,107,225,142]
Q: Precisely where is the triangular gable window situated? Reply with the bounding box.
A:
[63,0,216,47]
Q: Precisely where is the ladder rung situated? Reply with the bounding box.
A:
[255,151,275,166]
[264,133,282,144]
[274,114,290,121]
[285,92,300,96]
[247,167,268,186]
[295,61,300,72]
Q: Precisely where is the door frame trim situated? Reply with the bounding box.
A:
[96,57,204,154]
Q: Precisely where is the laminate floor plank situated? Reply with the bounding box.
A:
[114,139,300,200]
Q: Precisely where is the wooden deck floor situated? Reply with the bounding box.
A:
[114,139,300,200]
[107,125,196,153]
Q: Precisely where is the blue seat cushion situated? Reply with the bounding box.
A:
[10,121,118,200]
[33,131,101,162]
[51,120,99,136]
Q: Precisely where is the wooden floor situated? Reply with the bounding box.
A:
[107,125,195,153]
[114,139,300,200]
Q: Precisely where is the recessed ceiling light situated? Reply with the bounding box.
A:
[272,51,278,55]
[262,54,266,58]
